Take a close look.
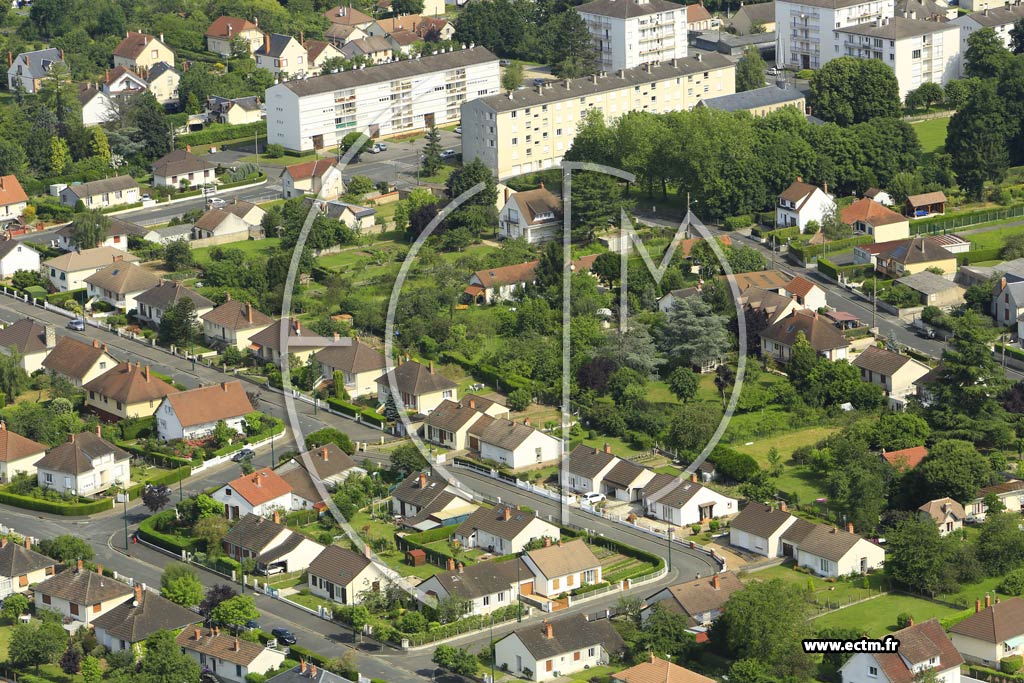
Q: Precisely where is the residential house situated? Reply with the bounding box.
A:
[313,338,387,399]
[919,497,965,537]
[602,459,656,503]
[78,84,113,126]
[416,16,455,39]
[84,362,178,420]
[248,318,326,364]
[34,561,134,628]
[52,217,142,251]
[384,30,423,56]
[201,296,274,350]
[102,66,148,97]
[281,160,344,200]
[494,613,625,682]
[0,537,55,599]
[784,275,827,311]
[876,237,957,278]
[897,0,957,21]
[207,95,264,125]
[841,618,963,683]
[740,287,801,331]
[192,207,251,242]
[523,539,602,598]
[467,415,559,470]
[255,34,309,77]
[881,445,929,471]
[318,200,377,231]
[292,442,364,488]
[454,506,560,554]
[376,359,457,415]
[840,197,910,243]
[613,656,715,683]
[325,23,368,46]
[575,0,688,72]
[367,14,425,36]
[686,3,714,30]
[135,280,215,327]
[640,572,744,626]
[0,317,56,373]
[221,512,325,574]
[42,338,117,387]
[720,269,790,294]
[7,48,63,94]
[0,175,28,225]
[561,443,618,494]
[761,309,850,362]
[113,32,175,71]
[84,261,161,313]
[729,501,800,558]
[58,176,140,210]
[205,16,265,57]
[419,556,532,616]
[895,271,965,309]
[794,522,886,578]
[953,4,1024,56]
[304,39,345,73]
[390,471,477,528]
[152,149,217,189]
[213,468,295,520]
[700,83,807,117]
[949,596,1024,671]
[643,474,738,526]
[776,178,835,232]
[730,1,775,34]
[422,397,492,451]
[267,663,352,683]
[465,255,599,304]
[852,346,931,409]
[657,287,701,313]
[156,380,254,441]
[865,188,895,206]
[307,545,389,605]
[93,584,201,654]
[143,62,180,106]
[0,239,38,278]
[969,479,1024,518]
[323,5,375,29]
[905,191,946,218]
[992,275,1024,326]
[497,184,562,244]
[223,198,267,228]
[176,627,286,683]
[0,423,47,483]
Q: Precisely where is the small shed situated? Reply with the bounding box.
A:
[896,271,965,309]
[905,191,947,218]
[405,549,426,567]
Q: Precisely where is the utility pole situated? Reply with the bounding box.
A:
[872,274,877,332]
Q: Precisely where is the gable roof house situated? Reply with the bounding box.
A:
[730,1,776,34]
[376,359,457,416]
[950,596,1024,671]
[83,362,178,420]
[34,561,134,629]
[721,269,790,294]
[876,237,957,279]
[156,380,254,441]
[784,275,827,311]
[841,618,963,683]
[135,280,215,327]
[207,95,265,126]
[255,33,309,77]
[201,296,275,350]
[728,501,801,558]
[613,656,715,683]
[841,197,910,244]
[643,474,738,526]
[0,174,29,225]
[418,556,533,616]
[465,255,599,304]
[602,458,657,503]
[641,572,744,626]
[700,83,806,117]
[192,207,251,244]
[896,270,966,309]
[78,83,113,126]
[881,445,929,472]
[222,512,325,575]
[969,479,1024,520]
[0,317,56,373]
[93,583,201,654]
[390,471,477,530]
[281,159,344,200]
[454,505,561,554]
[325,22,368,45]
[794,522,885,578]
[324,5,375,28]
[267,663,351,683]
[248,318,327,364]
[991,275,1024,327]
[852,346,931,409]
[0,537,55,598]
[776,178,835,233]
[739,287,800,332]
[291,442,364,488]
[0,423,47,484]
[113,31,175,71]
[84,260,161,313]
[313,338,387,399]
[213,468,296,520]
[152,149,217,189]
[761,309,850,362]
[0,238,38,280]
[176,626,286,683]
[141,61,180,106]
[466,414,561,470]
[562,443,619,494]
[7,48,64,94]
[498,185,563,245]
[337,35,394,63]
[102,65,148,97]
[494,613,626,682]
[307,544,390,606]
[304,39,345,73]
[422,397,489,451]
[919,497,965,537]
[206,16,265,57]
[58,176,140,211]
[42,337,117,388]
[523,539,602,599]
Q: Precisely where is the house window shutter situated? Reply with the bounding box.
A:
[19,575,28,586]
[574,652,581,661]
[546,661,553,672]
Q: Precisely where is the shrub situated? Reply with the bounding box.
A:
[1002,656,1023,675]
[265,144,285,158]
[723,214,754,230]
[708,519,720,532]
[708,446,760,482]
[998,568,1024,596]
[896,612,914,629]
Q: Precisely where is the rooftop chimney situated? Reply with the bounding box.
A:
[144,365,150,382]
[134,584,143,603]
[690,473,698,483]
[986,593,991,608]
[780,501,788,512]
[363,544,372,559]
[69,433,76,443]
[457,562,464,574]
[419,473,427,488]
[468,399,476,410]
[222,381,228,392]
[429,361,434,374]
[796,175,803,183]
[234,638,240,651]
[254,475,261,488]
[96,424,102,437]
[321,446,329,460]
[311,666,318,677]
[102,344,108,352]
[447,557,456,571]
[712,574,720,590]
[194,628,202,640]
[77,559,84,571]
[301,661,307,674]
[976,599,982,613]
[524,417,531,426]
[246,302,253,323]
[847,522,854,534]
[544,537,551,547]
[504,507,512,521]
[0,537,5,548]
[273,510,281,524]
[93,339,99,348]
[603,443,612,454]
[264,33,271,53]
[544,621,553,639]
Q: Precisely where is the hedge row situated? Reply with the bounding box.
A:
[46,288,86,306]
[722,214,754,230]
[910,203,1024,235]
[119,442,192,469]
[325,397,386,425]
[997,343,1024,362]
[208,418,285,458]
[100,201,143,214]
[958,247,1002,266]
[438,350,532,394]
[219,172,267,190]
[176,121,267,148]
[137,509,201,554]
[405,525,457,545]
[789,234,873,262]
[124,465,191,500]
[0,489,112,515]
[588,535,665,579]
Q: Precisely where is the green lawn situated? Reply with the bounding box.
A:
[812,593,960,637]
[733,426,839,466]
[567,665,620,682]
[743,563,887,609]
[419,163,457,184]
[936,573,1009,609]
[912,116,950,155]
[0,623,10,661]
[288,589,337,613]
[963,222,1024,250]
[192,237,282,266]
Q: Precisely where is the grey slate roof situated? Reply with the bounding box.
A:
[504,613,626,660]
[649,479,706,509]
[268,665,353,683]
[962,2,1024,26]
[566,444,617,480]
[393,472,451,508]
[732,1,775,25]
[467,415,541,451]
[375,360,457,396]
[255,33,299,59]
[423,399,485,434]
[729,502,794,538]
[314,339,386,375]
[307,545,372,582]
[896,270,960,295]
[701,84,804,112]
[146,61,179,83]
[91,588,200,643]
[454,505,543,542]
[603,459,647,489]
[152,150,216,177]
[779,516,817,545]
[35,567,133,605]
[853,346,916,377]
[13,48,63,79]
[426,557,531,599]
[576,0,685,19]
[222,513,287,553]
[256,532,305,564]
[63,176,139,199]
[796,524,870,562]
[34,432,130,476]
[836,16,952,39]
[0,540,54,578]
[0,317,49,355]
[135,280,214,311]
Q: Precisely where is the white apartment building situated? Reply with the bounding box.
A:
[834,17,960,97]
[576,0,688,72]
[461,52,735,180]
[953,3,1024,69]
[266,46,500,152]
[775,0,895,70]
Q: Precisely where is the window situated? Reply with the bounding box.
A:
[42,594,51,604]
[511,137,518,145]
[70,602,79,616]
[574,652,581,661]
[498,592,505,602]
[93,603,101,613]
[819,558,829,572]
[868,666,878,677]
[912,49,921,58]
[236,665,242,677]
[552,578,560,590]
[588,648,596,657]
[44,472,53,483]
[483,595,491,606]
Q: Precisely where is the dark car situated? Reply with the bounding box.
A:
[245,620,260,631]
[271,628,297,645]
[232,448,255,462]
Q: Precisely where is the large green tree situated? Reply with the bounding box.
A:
[658,296,730,370]
[210,595,260,631]
[549,10,597,78]
[158,298,202,348]
[884,511,952,595]
[70,210,110,250]
[138,630,201,683]
[934,309,1005,414]
[8,618,68,672]
[947,80,1013,199]
[569,170,632,242]
[160,563,204,607]
[736,46,766,92]
[964,27,1013,78]
[809,57,901,125]
[916,439,992,504]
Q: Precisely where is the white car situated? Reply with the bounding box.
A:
[581,492,606,505]
[208,197,226,207]
[440,149,457,159]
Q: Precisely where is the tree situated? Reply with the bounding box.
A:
[659,296,731,370]
[142,484,172,513]
[917,439,992,504]
[634,604,696,660]
[507,387,532,411]
[338,131,374,160]
[884,515,950,594]
[159,298,202,348]
[0,137,28,177]
[736,46,766,92]
[819,204,852,241]
[964,28,1013,78]
[935,309,1004,414]
[978,511,1024,574]
[389,442,428,475]
[305,427,356,455]
[0,352,30,404]
[1012,19,1024,54]
[888,170,924,206]
[60,644,83,675]
[81,656,102,683]
[345,175,375,199]
[38,535,93,563]
[905,82,944,112]
[570,170,632,242]
[446,158,497,208]
[0,592,29,620]
[138,630,201,683]
[502,60,524,91]
[947,80,1013,199]
[8,619,68,672]
[193,516,229,557]
[49,137,72,175]
[667,366,699,403]
[70,210,110,250]
[211,595,260,632]
[164,239,194,271]
[161,563,204,607]
[549,10,597,78]
[432,645,479,677]
[667,402,720,453]
[810,58,901,125]
[199,584,237,617]
[422,125,443,176]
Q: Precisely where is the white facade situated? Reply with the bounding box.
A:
[796,537,886,578]
[267,47,500,152]
[646,483,738,526]
[497,192,560,244]
[37,451,129,496]
[211,486,291,520]
[495,633,608,682]
[418,574,521,616]
[842,652,960,683]
[308,560,390,605]
[478,429,561,470]
[179,642,285,683]
[80,89,114,126]
[456,517,560,554]
[155,400,248,441]
[58,180,140,209]
[953,5,1024,71]
[777,184,835,232]
[775,0,896,70]
[0,242,39,278]
[577,0,689,72]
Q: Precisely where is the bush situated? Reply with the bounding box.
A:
[796,69,814,79]
[999,568,1024,596]
[1002,656,1023,675]
[708,446,760,482]
[265,144,285,158]
[175,121,267,148]
[723,214,754,230]
[896,612,914,629]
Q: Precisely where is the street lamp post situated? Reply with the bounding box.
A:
[118,490,129,551]
[271,429,276,468]
[489,613,496,683]
[178,474,183,502]
[667,527,673,572]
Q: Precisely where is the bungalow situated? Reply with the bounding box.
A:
[93,584,201,654]
[294,443,364,487]
[0,537,55,598]
[467,415,560,470]
[273,462,328,511]
[155,380,254,441]
[221,512,325,574]
[699,84,806,117]
[281,159,344,200]
[0,175,29,225]
[0,317,55,373]
[896,271,966,309]
[207,95,265,125]
[761,309,850,362]
[905,191,946,218]
[950,596,1024,671]
[422,397,487,451]
[969,479,1024,518]
[876,237,957,279]
[864,188,895,206]
[784,276,827,311]
[78,83,113,126]
[494,613,625,682]
[841,618,963,683]
[498,184,562,245]
[0,423,46,484]
[34,561,134,629]
[852,346,931,409]
[35,429,131,495]
[728,501,800,558]
[52,217,143,252]
[602,459,656,503]
[776,178,835,232]
[83,362,178,420]
[267,663,351,683]
[720,269,790,294]
[113,31,175,71]
[614,656,714,683]
[255,33,309,77]
[793,522,885,578]
[465,255,598,304]
[223,198,267,228]
[152,149,217,190]
[7,48,64,94]
[176,627,286,683]
[304,39,345,73]
[454,505,560,554]
[840,198,910,244]
[135,280,215,327]
[522,539,602,598]
[84,261,161,313]
[318,200,377,231]
[376,359,457,415]
[213,468,294,520]
[201,296,275,350]
[561,443,618,494]
[313,338,387,399]
[643,474,738,527]
[58,176,140,210]
[307,545,389,605]
[640,572,744,626]
[323,5,375,29]
[919,497,965,537]
[881,445,929,472]
[390,471,475,524]
[740,286,800,326]
[418,556,532,616]
[205,16,265,57]
[192,208,251,242]
[325,23,368,45]
[43,338,117,387]
[248,318,327,364]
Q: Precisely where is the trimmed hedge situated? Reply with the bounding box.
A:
[176,121,267,148]
[439,350,532,394]
[997,343,1024,362]
[818,258,839,281]
[326,397,360,417]
[137,509,201,554]
[0,489,112,515]
[789,235,873,262]
[707,445,760,482]
[219,172,267,190]
[722,214,754,230]
[100,201,143,214]
[406,525,457,544]
[588,534,665,580]
[958,247,1002,265]
[46,288,86,306]
[119,443,192,469]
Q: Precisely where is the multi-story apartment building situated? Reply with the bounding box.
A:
[461,53,735,180]
[775,0,895,70]
[834,17,960,97]
[576,0,689,71]
[266,46,500,152]
[953,2,1024,69]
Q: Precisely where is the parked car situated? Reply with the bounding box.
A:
[440,149,457,159]
[271,628,297,645]
[208,197,226,207]
[499,59,511,67]
[454,126,462,134]
[368,142,388,154]
[66,319,85,331]
[232,448,255,462]
[533,77,545,86]
[244,620,261,631]
[581,492,606,504]
[767,67,778,76]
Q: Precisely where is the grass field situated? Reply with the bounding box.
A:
[963,222,1024,250]
[191,237,282,266]
[0,624,10,661]
[742,563,887,609]
[812,593,960,636]
[912,116,950,155]
[734,426,839,465]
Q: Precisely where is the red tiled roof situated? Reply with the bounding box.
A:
[785,275,817,298]
[0,175,28,207]
[206,16,260,38]
[841,197,907,227]
[881,445,928,470]
[114,32,162,60]
[284,159,337,181]
[224,467,292,506]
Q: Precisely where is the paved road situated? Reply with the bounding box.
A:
[343,129,463,190]
[121,183,284,227]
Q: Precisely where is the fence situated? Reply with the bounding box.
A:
[911,203,1024,235]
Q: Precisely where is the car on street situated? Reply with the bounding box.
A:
[208,197,226,207]
[767,67,778,76]
[245,620,260,631]
[232,447,255,462]
[533,77,545,86]
[368,142,388,154]
[271,628,297,645]
[440,149,457,159]
[581,492,606,505]
[454,126,462,134]
[66,319,85,331]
